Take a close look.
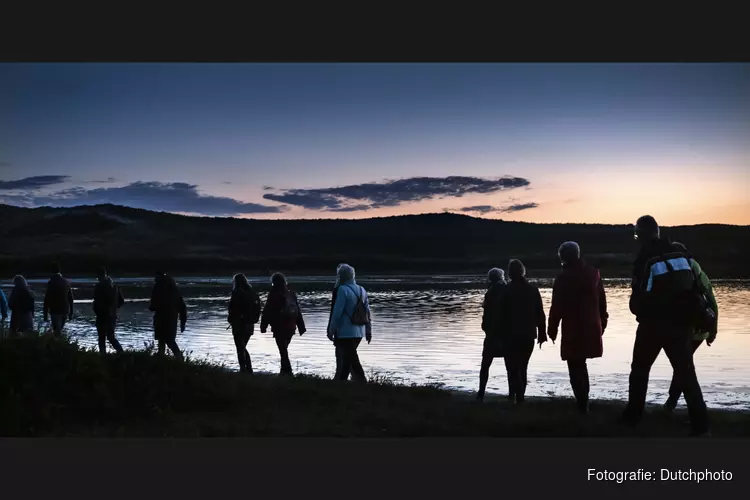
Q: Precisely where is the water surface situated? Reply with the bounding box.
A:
[4,276,749,410]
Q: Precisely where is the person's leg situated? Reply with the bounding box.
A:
[623,324,663,425]
[478,355,494,402]
[232,325,247,372]
[275,335,293,375]
[662,329,709,435]
[244,323,253,374]
[51,315,64,337]
[665,338,704,410]
[157,339,166,355]
[515,338,534,403]
[96,320,107,354]
[567,359,590,413]
[167,337,184,361]
[504,352,522,403]
[107,317,124,353]
[349,338,366,383]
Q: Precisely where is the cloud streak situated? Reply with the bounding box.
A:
[456,202,540,214]
[0,181,287,216]
[0,175,70,190]
[264,176,531,212]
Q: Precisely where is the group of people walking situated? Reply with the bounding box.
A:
[477,215,718,436]
[0,215,718,435]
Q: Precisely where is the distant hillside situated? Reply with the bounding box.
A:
[0,204,748,278]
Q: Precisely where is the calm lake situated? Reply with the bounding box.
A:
[5,275,749,410]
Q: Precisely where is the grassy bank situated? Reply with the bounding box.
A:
[1,335,748,437]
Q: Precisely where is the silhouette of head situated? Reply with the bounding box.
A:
[96,267,108,281]
[53,263,62,275]
[558,241,581,266]
[337,263,355,283]
[488,267,505,284]
[233,273,251,291]
[635,215,659,242]
[271,272,287,288]
[13,275,28,289]
[508,259,526,282]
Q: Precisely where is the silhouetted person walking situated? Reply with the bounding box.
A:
[622,215,710,436]
[548,242,608,414]
[228,273,261,373]
[92,267,125,354]
[9,275,35,336]
[499,260,547,404]
[260,273,306,376]
[149,271,186,361]
[44,264,74,338]
[664,242,718,413]
[327,264,372,382]
[477,268,509,402]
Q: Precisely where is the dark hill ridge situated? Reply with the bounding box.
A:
[0,204,748,278]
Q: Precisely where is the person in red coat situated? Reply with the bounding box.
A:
[548,241,608,414]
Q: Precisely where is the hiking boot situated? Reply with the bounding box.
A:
[664,399,677,413]
[476,392,485,403]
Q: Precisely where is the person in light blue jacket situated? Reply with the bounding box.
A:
[327,264,372,382]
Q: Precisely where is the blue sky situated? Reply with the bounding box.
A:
[1,63,748,224]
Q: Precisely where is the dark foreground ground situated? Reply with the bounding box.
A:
[1,335,748,437]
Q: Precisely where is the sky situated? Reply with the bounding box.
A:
[1,63,748,225]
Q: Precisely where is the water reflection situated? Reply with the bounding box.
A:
[3,278,749,410]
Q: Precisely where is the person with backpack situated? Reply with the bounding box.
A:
[260,272,306,376]
[8,275,35,336]
[228,273,261,374]
[663,242,718,413]
[498,260,547,404]
[547,242,608,414]
[149,271,187,361]
[476,268,509,402]
[43,264,74,338]
[92,267,125,354]
[621,215,710,436]
[327,264,372,382]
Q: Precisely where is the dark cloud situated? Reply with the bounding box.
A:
[456,202,540,214]
[1,181,287,216]
[87,177,117,184]
[327,204,373,213]
[264,176,530,212]
[500,202,539,212]
[0,175,70,190]
[458,205,497,214]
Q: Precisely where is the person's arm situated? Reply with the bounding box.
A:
[547,279,562,341]
[0,289,8,319]
[295,294,306,335]
[535,287,547,345]
[327,287,347,337]
[693,260,719,340]
[148,285,157,312]
[364,288,372,343]
[117,287,125,309]
[67,284,75,320]
[228,291,236,324]
[597,274,609,333]
[260,295,272,333]
[179,296,187,332]
[43,281,51,321]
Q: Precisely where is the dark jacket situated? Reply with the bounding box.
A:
[44,274,74,317]
[481,282,508,338]
[548,259,608,361]
[260,285,306,337]
[149,275,187,329]
[501,277,546,341]
[93,277,125,320]
[629,238,694,324]
[228,286,261,325]
[9,286,35,331]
